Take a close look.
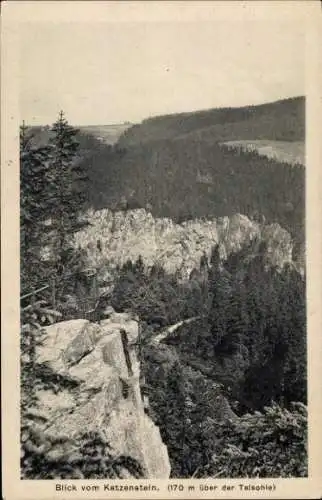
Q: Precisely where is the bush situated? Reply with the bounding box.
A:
[200,402,307,478]
[21,429,145,479]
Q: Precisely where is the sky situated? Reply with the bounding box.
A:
[20,19,305,126]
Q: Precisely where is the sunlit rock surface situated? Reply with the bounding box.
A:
[74,208,300,277]
[34,318,171,479]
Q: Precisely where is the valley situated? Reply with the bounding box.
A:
[21,95,307,480]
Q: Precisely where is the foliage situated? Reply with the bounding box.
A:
[199,402,307,478]
[114,246,306,414]
[162,246,307,412]
[133,243,307,478]
[144,341,307,478]
[20,112,90,307]
[21,428,145,479]
[45,111,89,278]
[111,257,206,327]
[20,123,53,292]
[21,300,63,418]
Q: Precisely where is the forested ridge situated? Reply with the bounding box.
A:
[119,96,305,146]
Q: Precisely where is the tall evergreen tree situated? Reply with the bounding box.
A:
[47,111,88,278]
[20,122,52,292]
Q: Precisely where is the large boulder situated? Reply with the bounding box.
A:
[32,319,170,479]
[36,319,102,372]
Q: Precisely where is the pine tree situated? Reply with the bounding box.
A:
[20,122,52,291]
[47,111,88,278]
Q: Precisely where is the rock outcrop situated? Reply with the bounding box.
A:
[74,208,297,278]
[33,314,171,479]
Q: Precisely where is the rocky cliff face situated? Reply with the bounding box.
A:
[74,208,298,278]
[33,313,170,478]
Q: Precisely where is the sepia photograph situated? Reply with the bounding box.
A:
[2,1,322,498]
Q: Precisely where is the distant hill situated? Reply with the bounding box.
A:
[28,122,132,148]
[118,96,305,147]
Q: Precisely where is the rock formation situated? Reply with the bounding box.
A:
[33,313,171,479]
[73,208,297,278]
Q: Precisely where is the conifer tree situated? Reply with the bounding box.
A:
[47,111,88,278]
[20,122,52,291]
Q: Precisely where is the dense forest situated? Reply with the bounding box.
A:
[109,243,307,477]
[111,245,306,408]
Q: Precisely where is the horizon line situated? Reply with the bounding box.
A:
[23,94,305,128]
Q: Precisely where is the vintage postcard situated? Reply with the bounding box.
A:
[1,1,322,499]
